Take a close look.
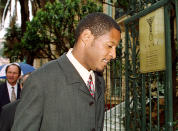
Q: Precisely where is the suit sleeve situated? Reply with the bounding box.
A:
[0,106,7,131]
[0,101,19,131]
[11,73,44,131]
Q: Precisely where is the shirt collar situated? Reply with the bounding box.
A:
[66,48,94,85]
[6,81,18,97]
[6,81,18,88]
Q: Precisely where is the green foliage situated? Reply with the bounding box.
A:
[3,25,24,62]
[115,0,129,12]
[22,0,102,61]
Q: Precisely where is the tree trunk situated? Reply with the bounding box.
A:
[19,0,29,34]
[26,55,35,66]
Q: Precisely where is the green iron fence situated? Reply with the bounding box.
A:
[104,0,178,130]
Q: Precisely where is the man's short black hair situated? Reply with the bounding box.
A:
[75,12,121,42]
[5,63,21,76]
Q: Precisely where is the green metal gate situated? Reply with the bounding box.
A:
[104,0,178,131]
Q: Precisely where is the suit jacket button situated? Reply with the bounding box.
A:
[91,128,95,131]
[89,101,94,106]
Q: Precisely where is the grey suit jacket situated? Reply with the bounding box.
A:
[0,100,20,131]
[11,54,105,131]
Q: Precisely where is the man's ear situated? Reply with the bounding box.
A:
[80,29,94,45]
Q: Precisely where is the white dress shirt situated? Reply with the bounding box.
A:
[6,81,18,100]
[66,48,95,87]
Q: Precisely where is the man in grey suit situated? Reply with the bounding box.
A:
[11,12,121,131]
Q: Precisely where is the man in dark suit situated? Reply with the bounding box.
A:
[0,64,21,111]
[11,12,121,131]
[0,73,31,131]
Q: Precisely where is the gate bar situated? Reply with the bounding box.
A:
[175,0,178,46]
[125,26,130,131]
[141,74,146,131]
[164,3,173,131]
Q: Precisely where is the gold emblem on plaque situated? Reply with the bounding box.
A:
[146,16,154,42]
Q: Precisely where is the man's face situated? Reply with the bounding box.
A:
[6,65,20,85]
[85,28,121,72]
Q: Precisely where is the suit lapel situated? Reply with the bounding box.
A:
[3,82,10,103]
[3,82,21,101]
[94,72,103,101]
[17,84,21,99]
[57,54,91,96]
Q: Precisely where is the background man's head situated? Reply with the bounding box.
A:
[5,64,21,86]
[19,72,31,89]
[74,12,121,72]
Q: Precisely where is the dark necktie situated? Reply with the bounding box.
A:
[11,87,16,102]
[87,75,95,97]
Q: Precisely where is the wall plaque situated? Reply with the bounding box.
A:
[139,7,165,73]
